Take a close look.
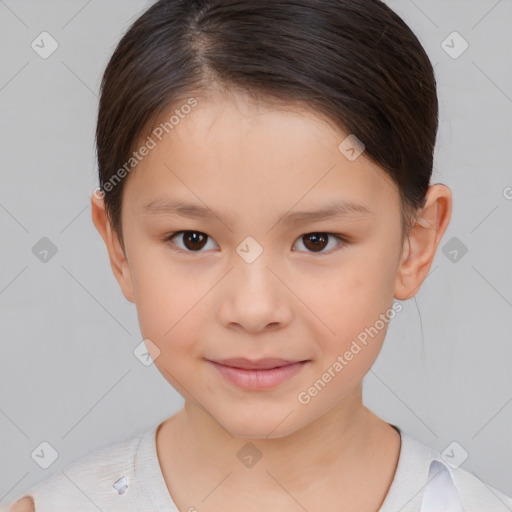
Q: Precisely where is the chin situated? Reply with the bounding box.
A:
[218,409,301,440]
[230,425,293,440]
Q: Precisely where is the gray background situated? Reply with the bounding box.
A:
[1,0,511,506]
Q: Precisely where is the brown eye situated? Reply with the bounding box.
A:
[294,232,346,254]
[166,231,217,252]
[303,233,328,251]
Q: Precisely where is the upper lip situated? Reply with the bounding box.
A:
[210,358,306,370]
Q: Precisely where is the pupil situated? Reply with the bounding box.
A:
[185,231,206,250]
[305,233,327,251]
[181,232,329,252]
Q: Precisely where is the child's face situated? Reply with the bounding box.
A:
[106,92,408,438]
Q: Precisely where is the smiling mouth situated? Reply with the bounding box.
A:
[206,358,309,390]
[210,357,308,370]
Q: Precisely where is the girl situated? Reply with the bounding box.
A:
[6,0,512,510]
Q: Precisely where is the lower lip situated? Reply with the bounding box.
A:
[208,360,308,390]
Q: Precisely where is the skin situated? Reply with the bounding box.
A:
[87,90,451,512]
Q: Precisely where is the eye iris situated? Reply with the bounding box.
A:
[183,231,207,250]
[177,232,334,252]
[303,233,328,252]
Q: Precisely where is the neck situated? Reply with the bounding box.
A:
[156,385,401,509]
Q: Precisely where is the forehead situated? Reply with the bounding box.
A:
[123,92,400,220]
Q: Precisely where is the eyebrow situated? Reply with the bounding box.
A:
[142,198,375,226]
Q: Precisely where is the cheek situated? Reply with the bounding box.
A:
[303,251,396,360]
[128,248,194,339]
[133,268,207,383]
[313,260,393,319]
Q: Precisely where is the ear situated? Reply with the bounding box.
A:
[90,192,135,303]
[394,184,452,300]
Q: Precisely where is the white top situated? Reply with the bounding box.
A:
[4,422,512,511]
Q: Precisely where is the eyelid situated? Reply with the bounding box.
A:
[164,230,348,254]
[164,230,219,253]
[292,233,347,255]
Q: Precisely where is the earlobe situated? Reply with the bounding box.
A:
[90,193,135,303]
[394,184,452,300]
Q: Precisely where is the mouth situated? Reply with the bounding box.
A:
[213,357,307,370]
[206,358,310,390]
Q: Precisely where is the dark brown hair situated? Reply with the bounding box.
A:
[96,0,438,245]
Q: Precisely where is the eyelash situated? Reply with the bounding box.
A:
[163,231,348,255]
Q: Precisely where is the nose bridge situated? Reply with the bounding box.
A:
[233,244,278,298]
[216,241,292,331]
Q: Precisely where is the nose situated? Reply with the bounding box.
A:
[216,257,293,333]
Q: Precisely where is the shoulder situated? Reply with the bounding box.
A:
[4,496,34,512]
[3,429,147,512]
[450,465,512,511]
[401,432,512,511]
